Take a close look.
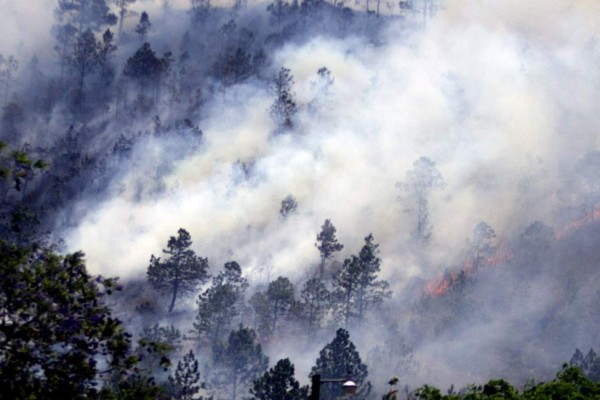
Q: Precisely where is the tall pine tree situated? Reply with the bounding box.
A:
[168,350,208,400]
[192,261,248,346]
[250,358,308,400]
[147,228,209,313]
[211,326,269,400]
[310,328,371,400]
[315,219,343,278]
[251,276,296,338]
[332,234,390,328]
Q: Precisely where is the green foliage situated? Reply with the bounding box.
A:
[522,364,600,399]
[147,228,209,313]
[411,365,600,400]
[251,276,296,338]
[414,385,444,400]
[99,374,169,400]
[211,325,269,400]
[167,350,209,400]
[0,143,47,194]
[250,358,309,400]
[310,328,371,400]
[0,242,134,399]
[192,261,249,346]
[315,218,344,277]
[135,324,181,373]
[332,234,391,327]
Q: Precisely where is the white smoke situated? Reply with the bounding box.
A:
[56,0,600,389]
[65,0,600,281]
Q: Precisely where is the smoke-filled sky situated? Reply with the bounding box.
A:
[59,0,600,285]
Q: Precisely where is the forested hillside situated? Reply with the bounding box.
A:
[1,0,600,399]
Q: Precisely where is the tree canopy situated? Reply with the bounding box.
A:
[147,228,209,313]
[310,328,371,400]
[0,242,135,399]
[250,358,308,400]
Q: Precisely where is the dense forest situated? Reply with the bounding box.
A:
[1,0,600,399]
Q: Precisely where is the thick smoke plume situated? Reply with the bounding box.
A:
[66,0,600,278]
[3,0,599,391]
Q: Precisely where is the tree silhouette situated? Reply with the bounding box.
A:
[332,234,390,327]
[315,219,344,278]
[211,326,269,400]
[252,276,296,338]
[147,228,209,313]
[270,67,297,135]
[135,11,151,42]
[310,328,371,400]
[250,358,308,400]
[299,277,330,338]
[467,221,496,270]
[0,243,134,399]
[280,194,298,219]
[168,350,208,400]
[192,261,248,346]
[396,156,444,247]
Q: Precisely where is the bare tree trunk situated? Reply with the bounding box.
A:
[168,279,179,313]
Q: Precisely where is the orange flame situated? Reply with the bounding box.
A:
[424,238,513,298]
[424,277,450,297]
[555,204,600,240]
[424,203,600,299]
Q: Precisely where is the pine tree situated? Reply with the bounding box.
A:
[332,234,390,328]
[168,350,207,400]
[70,29,100,93]
[467,221,496,270]
[270,67,297,135]
[396,156,444,247]
[299,277,330,338]
[211,326,269,400]
[147,228,209,313]
[135,11,151,42]
[315,219,344,278]
[250,358,308,400]
[251,276,296,338]
[310,328,371,400]
[97,29,117,77]
[123,42,170,103]
[192,261,249,346]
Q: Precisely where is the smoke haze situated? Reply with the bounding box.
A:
[66,0,600,278]
[2,0,599,392]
